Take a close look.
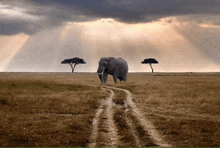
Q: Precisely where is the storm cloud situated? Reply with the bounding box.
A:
[1,0,220,35]
[1,0,220,72]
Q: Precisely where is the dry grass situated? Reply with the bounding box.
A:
[0,73,108,147]
[1,72,220,147]
[118,73,220,147]
[113,108,136,147]
[112,90,136,146]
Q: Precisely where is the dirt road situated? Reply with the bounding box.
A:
[88,86,171,147]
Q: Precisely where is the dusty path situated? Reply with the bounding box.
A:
[88,88,118,147]
[106,86,171,147]
[88,85,171,147]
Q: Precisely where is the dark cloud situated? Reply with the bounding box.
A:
[1,0,220,35]
[0,17,65,35]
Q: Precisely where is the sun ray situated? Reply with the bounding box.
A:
[2,18,220,72]
[0,33,29,71]
[68,18,220,72]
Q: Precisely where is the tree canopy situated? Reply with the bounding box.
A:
[141,58,158,73]
[61,57,86,73]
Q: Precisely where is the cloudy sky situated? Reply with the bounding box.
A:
[1,0,220,72]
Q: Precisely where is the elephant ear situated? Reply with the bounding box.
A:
[108,58,117,73]
[103,60,108,66]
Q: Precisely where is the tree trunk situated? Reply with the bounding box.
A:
[69,64,74,73]
[149,63,154,73]
[70,63,77,73]
[70,64,73,73]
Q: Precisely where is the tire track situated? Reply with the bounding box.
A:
[113,100,141,146]
[105,86,172,147]
[88,101,104,147]
[88,85,171,147]
[88,88,118,147]
[123,105,141,146]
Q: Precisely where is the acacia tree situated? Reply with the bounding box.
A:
[61,57,86,73]
[141,58,158,73]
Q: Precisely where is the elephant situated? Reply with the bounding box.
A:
[97,57,128,83]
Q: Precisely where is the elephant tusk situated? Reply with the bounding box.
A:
[98,72,103,75]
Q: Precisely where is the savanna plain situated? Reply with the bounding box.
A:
[0,72,220,147]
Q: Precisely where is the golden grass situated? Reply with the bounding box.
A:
[118,73,220,146]
[0,73,108,147]
[0,72,220,146]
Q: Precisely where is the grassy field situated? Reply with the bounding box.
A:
[118,73,220,147]
[0,72,108,147]
[0,72,220,146]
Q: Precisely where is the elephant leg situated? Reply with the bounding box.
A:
[122,72,127,82]
[123,76,127,82]
[119,77,124,82]
[113,73,118,83]
[103,72,108,83]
